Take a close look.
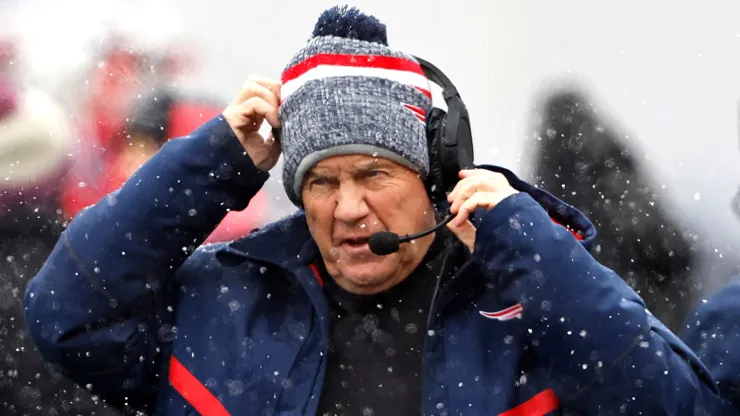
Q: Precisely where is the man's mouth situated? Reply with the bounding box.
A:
[341,237,370,248]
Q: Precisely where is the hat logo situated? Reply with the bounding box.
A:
[401,102,426,124]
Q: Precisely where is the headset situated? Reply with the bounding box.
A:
[368,58,476,255]
[415,56,476,204]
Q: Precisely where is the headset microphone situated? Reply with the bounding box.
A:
[369,214,454,256]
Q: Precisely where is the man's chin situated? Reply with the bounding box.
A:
[336,264,396,295]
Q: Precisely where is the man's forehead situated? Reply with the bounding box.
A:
[308,155,396,175]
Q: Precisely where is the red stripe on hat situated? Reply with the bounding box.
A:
[402,103,426,122]
[282,53,426,84]
[407,113,426,123]
[401,103,425,116]
[414,87,432,100]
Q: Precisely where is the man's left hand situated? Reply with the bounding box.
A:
[446,169,519,252]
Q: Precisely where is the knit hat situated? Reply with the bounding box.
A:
[279,5,433,207]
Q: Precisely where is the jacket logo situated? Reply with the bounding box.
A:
[479,303,523,321]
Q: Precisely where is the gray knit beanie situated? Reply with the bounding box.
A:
[279,6,433,207]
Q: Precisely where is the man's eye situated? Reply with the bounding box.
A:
[310,178,327,187]
[365,170,385,178]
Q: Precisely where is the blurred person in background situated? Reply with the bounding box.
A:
[58,32,173,220]
[526,89,704,332]
[123,89,269,243]
[57,13,268,243]
[9,0,193,220]
[0,63,120,414]
[530,87,740,412]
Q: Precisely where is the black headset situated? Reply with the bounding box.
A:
[414,56,476,203]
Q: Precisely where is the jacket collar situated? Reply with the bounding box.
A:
[215,210,317,268]
[480,164,597,249]
[216,165,597,266]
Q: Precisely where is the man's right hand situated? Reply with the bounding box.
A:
[222,75,282,172]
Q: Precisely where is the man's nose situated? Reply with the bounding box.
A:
[334,184,370,224]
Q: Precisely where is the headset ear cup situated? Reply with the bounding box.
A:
[416,56,475,203]
[454,105,474,171]
[439,97,475,196]
[425,108,446,203]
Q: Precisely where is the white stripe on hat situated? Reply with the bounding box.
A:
[281,64,431,103]
[428,81,448,113]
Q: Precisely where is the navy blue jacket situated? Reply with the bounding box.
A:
[25,116,735,415]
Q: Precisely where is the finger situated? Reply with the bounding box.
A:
[459,169,483,178]
[449,186,472,215]
[231,81,280,108]
[448,171,507,203]
[448,173,486,202]
[234,96,281,130]
[446,219,476,252]
[448,175,475,204]
[245,74,282,100]
[453,192,498,226]
[448,176,489,212]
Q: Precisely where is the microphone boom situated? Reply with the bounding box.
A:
[368,214,454,256]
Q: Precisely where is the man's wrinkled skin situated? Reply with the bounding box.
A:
[301,154,436,294]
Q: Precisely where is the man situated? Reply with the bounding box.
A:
[23,6,735,416]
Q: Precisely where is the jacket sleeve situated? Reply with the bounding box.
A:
[24,116,269,411]
[473,192,736,415]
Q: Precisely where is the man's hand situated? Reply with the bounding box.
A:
[446,169,519,252]
[222,75,282,172]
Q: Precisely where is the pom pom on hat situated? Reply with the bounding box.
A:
[279,5,432,207]
[311,5,388,46]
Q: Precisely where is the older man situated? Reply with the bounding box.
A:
[24,6,734,416]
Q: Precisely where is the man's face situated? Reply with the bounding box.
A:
[302,154,436,295]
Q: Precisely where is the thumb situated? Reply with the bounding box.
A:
[447,219,477,252]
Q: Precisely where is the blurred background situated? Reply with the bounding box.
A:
[1,0,740,414]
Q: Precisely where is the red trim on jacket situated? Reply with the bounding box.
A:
[499,389,559,416]
[169,356,231,416]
